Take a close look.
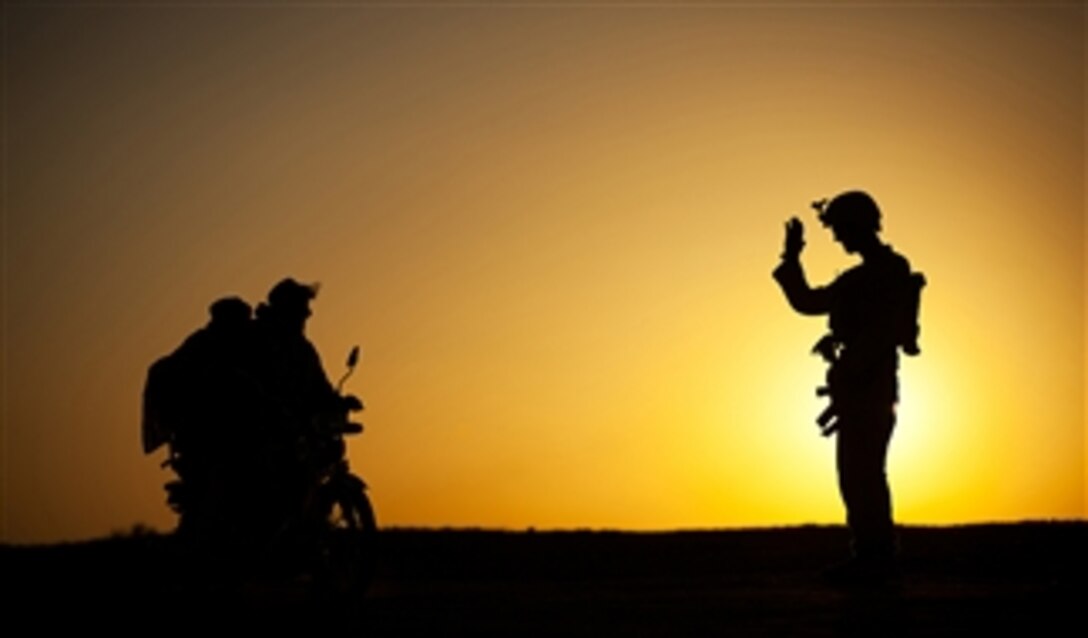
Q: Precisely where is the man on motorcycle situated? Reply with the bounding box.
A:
[202,279,361,543]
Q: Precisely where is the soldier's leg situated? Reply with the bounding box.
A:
[836,405,897,561]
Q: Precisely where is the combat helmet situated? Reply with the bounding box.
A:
[813,190,882,233]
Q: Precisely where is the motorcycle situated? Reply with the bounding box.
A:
[154,345,377,594]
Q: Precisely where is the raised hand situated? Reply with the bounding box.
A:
[783,217,805,259]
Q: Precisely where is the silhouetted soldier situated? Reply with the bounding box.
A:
[772,191,924,584]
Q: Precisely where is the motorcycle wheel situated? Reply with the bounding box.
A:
[319,482,378,596]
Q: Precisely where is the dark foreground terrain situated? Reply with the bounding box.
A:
[3,523,1084,635]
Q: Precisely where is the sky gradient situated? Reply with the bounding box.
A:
[2,2,1085,543]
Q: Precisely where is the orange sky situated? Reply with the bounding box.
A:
[2,3,1085,543]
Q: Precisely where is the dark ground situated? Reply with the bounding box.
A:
[3,523,1084,635]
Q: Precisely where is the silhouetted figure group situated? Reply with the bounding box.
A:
[142,189,924,590]
[143,278,371,581]
[774,191,925,585]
